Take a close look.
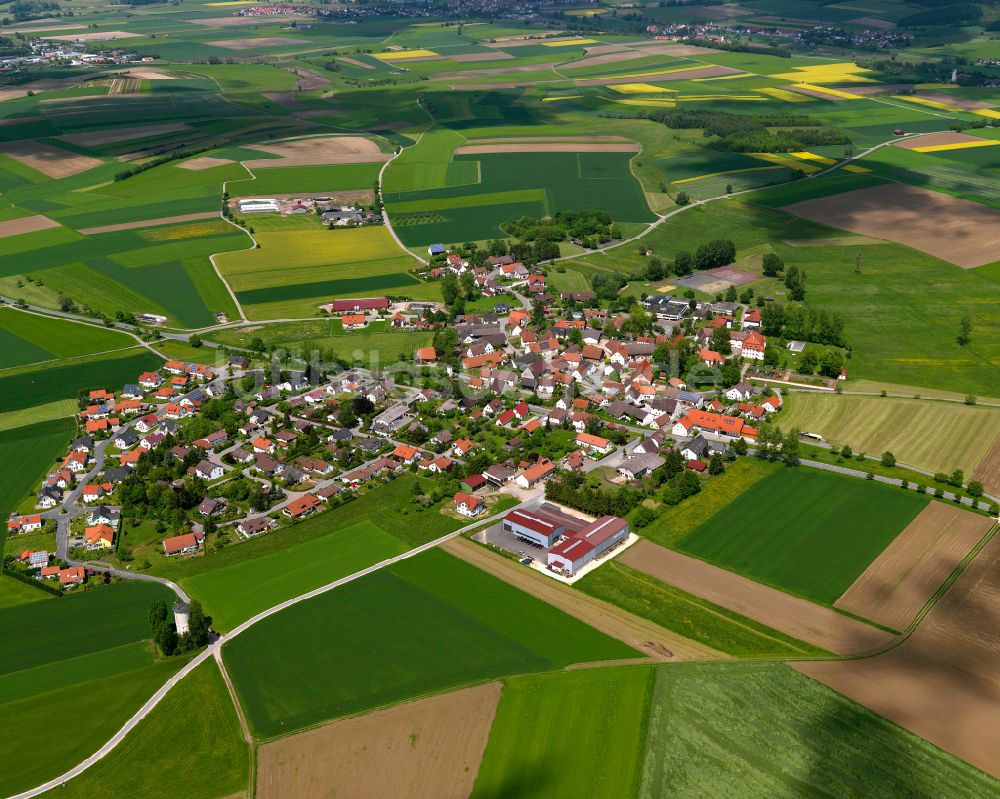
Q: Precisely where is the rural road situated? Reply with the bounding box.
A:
[4,500,532,799]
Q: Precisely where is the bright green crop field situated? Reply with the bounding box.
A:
[679,467,928,605]
[640,662,1000,798]
[0,416,74,524]
[0,576,53,610]
[224,549,638,737]
[58,660,249,799]
[0,307,135,369]
[472,667,654,799]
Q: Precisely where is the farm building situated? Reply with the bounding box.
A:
[515,458,555,488]
[238,198,279,213]
[547,516,630,577]
[502,509,568,547]
[323,297,390,313]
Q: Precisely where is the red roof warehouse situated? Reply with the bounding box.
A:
[325,298,390,312]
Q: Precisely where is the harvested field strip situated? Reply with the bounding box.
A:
[442,536,721,661]
[782,183,1000,269]
[835,502,992,631]
[891,95,965,112]
[642,662,1000,798]
[59,123,190,147]
[912,140,1000,153]
[0,140,102,179]
[77,211,218,235]
[617,541,889,654]
[577,559,829,658]
[973,435,1000,497]
[673,165,782,184]
[467,136,632,144]
[257,683,500,799]
[794,526,1000,780]
[755,87,814,102]
[452,142,640,154]
[0,215,59,239]
[748,152,821,172]
[894,131,993,150]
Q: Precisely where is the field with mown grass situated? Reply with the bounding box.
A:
[472,667,653,799]
[640,662,1000,798]
[778,393,1000,478]
[224,549,639,737]
[679,467,928,605]
[0,307,135,369]
[58,660,249,799]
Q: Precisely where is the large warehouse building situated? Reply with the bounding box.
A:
[546,515,630,577]
[501,505,585,547]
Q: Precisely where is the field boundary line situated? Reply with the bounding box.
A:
[213,167,259,323]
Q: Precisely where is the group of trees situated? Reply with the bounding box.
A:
[149,599,210,657]
[545,471,643,518]
[760,303,846,348]
[646,108,848,153]
[501,210,620,251]
[640,239,736,282]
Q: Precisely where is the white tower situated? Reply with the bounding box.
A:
[173,602,190,636]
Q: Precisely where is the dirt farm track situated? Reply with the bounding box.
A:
[795,523,1000,779]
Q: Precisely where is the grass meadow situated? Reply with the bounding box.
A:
[0,576,53,610]
[224,549,638,737]
[779,393,1000,477]
[640,662,1000,798]
[0,307,135,369]
[471,667,654,799]
[58,660,248,799]
[0,416,75,525]
[679,467,929,605]
[577,561,827,658]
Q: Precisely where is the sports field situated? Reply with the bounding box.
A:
[472,667,654,799]
[679,468,928,605]
[223,549,638,737]
[58,660,248,799]
[780,393,1000,478]
[214,226,431,319]
[640,662,1000,798]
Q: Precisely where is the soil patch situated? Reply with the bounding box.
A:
[630,42,724,55]
[835,503,991,631]
[619,540,893,655]
[893,131,991,150]
[59,122,190,147]
[208,37,308,50]
[972,434,1000,497]
[122,67,177,80]
[576,65,740,86]
[914,92,994,110]
[0,215,59,238]
[441,536,724,661]
[782,183,1000,269]
[244,134,390,167]
[794,527,1000,779]
[336,56,374,70]
[178,156,235,171]
[450,51,514,63]
[565,49,652,70]
[46,30,141,41]
[454,141,640,155]
[0,140,101,178]
[78,211,219,235]
[256,682,501,799]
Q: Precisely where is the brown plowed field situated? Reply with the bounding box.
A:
[782,183,1000,268]
[208,37,308,50]
[893,131,991,150]
[794,524,1000,779]
[256,682,501,799]
[835,503,992,631]
[440,537,723,661]
[0,140,101,178]
[576,65,741,86]
[0,215,59,238]
[468,135,630,144]
[565,49,654,70]
[47,30,140,41]
[972,434,1000,496]
[244,135,390,167]
[454,142,640,155]
[78,211,219,235]
[619,540,893,655]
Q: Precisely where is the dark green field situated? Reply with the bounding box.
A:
[224,549,638,737]
[0,581,175,674]
[679,468,929,605]
[0,416,74,522]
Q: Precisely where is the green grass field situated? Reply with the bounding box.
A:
[0,575,53,610]
[0,416,74,526]
[224,549,638,737]
[778,393,1000,478]
[577,561,827,658]
[0,581,175,675]
[640,662,1000,797]
[472,667,654,799]
[0,307,135,369]
[183,520,407,632]
[679,467,929,605]
[229,163,382,196]
[58,660,248,799]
